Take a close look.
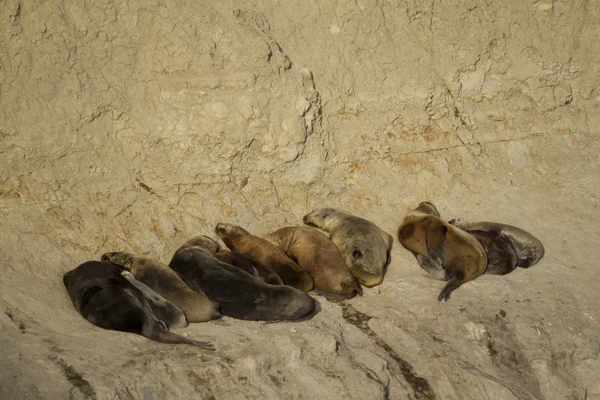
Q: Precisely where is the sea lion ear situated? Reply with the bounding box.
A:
[352,249,363,260]
[448,219,456,225]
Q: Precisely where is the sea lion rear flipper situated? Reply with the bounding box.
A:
[152,331,215,351]
[425,221,447,268]
[438,278,461,302]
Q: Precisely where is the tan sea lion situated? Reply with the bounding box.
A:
[101,252,222,323]
[264,226,362,298]
[397,202,488,302]
[215,249,284,286]
[303,208,393,288]
[448,219,545,269]
[215,223,314,292]
[168,235,315,321]
[63,261,214,350]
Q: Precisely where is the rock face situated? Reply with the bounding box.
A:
[1,1,599,399]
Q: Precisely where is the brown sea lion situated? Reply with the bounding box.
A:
[215,223,314,292]
[215,249,284,286]
[101,252,222,322]
[303,208,393,288]
[63,261,214,350]
[168,235,315,321]
[264,226,362,298]
[397,202,488,302]
[448,219,545,269]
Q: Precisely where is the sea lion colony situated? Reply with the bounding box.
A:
[63,203,545,348]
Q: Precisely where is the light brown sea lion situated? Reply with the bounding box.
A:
[397,202,488,302]
[264,226,362,298]
[168,235,315,321]
[215,249,284,286]
[101,252,222,323]
[215,223,314,292]
[63,261,214,350]
[303,208,393,288]
[448,219,545,269]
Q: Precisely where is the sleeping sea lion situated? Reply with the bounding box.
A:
[63,261,214,349]
[101,252,222,322]
[264,226,362,298]
[303,208,393,288]
[168,235,315,321]
[215,223,314,292]
[397,202,488,302]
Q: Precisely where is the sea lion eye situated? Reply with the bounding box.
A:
[352,250,362,260]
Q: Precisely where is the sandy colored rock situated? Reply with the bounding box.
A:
[1,0,599,399]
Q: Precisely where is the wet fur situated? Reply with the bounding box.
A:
[265,226,362,298]
[303,208,393,288]
[215,224,314,292]
[168,236,316,321]
[63,261,214,350]
[397,202,488,302]
[101,252,221,323]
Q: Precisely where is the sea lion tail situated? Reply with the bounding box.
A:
[152,331,215,351]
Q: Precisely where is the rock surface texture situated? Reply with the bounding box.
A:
[1,1,599,399]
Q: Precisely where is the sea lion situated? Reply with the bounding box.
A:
[264,226,362,298]
[448,219,545,269]
[101,252,222,323]
[215,249,285,286]
[119,270,188,329]
[215,223,314,292]
[453,230,519,275]
[63,261,214,350]
[303,208,393,288]
[397,202,488,302]
[168,235,316,321]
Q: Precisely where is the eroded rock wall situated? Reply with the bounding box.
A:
[1,1,599,399]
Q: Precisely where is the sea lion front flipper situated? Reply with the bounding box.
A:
[416,254,446,281]
[425,221,447,269]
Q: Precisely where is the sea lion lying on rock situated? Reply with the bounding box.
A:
[397,202,488,302]
[63,261,214,349]
[448,219,545,272]
[101,252,222,322]
[215,223,314,292]
[264,226,362,298]
[168,235,316,321]
[303,208,393,288]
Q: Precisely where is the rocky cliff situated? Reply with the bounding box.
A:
[1,1,599,399]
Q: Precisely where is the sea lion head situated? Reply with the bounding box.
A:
[215,223,250,240]
[181,235,221,255]
[303,208,337,229]
[414,201,440,218]
[101,251,135,269]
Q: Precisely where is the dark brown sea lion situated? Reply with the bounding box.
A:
[448,219,545,269]
[63,261,214,349]
[168,235,316,321]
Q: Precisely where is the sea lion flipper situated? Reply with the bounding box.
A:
[416,254,446,280]
[437,277,462,302]
[425,221,447,268]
